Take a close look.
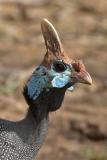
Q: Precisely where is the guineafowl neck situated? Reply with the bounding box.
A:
[24,87,66,116]
[23,87,66,136]
[16,104,49,159]
[21,87,66,158]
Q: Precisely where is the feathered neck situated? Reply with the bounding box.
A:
[23,86,66,121]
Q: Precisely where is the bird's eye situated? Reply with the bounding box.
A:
[53,61,66,72]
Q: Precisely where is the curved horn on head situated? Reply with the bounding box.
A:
[41,18,64,57]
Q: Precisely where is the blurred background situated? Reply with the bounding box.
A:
[0,0,107,160]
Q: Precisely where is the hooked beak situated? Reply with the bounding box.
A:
[72,70,92,85]
[71,60,92,85]
[77,70,92,85]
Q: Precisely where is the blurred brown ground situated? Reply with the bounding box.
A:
[0,0,107,160]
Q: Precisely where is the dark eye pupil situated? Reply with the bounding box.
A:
[53,61,66,72]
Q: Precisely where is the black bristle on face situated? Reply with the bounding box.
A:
[23,85,33,106]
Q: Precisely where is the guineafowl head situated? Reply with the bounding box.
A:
[24,19,92,112]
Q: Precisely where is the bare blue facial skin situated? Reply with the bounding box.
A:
[27,63,74,101]
[51,75,70,88]
[50,62,74,90]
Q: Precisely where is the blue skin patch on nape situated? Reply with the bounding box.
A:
[27,66,49,100]
[27,75,48,100]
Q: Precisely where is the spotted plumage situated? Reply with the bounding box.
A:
[0,19,92,160]
[0,116,48,160]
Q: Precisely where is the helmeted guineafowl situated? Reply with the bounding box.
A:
[0,19,92,160]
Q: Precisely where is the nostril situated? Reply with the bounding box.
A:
[75,67,80,72]
[73,63,80,73]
